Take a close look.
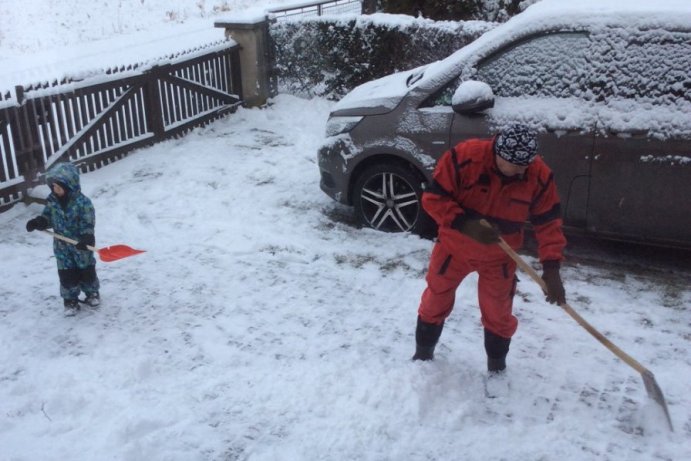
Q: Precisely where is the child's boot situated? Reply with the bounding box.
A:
[85,292,100,307]
[64,299,80,317]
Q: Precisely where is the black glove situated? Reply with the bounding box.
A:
[76,234,95,251]
[452,215,500,245]
[542,260,566,305]
[26,216,49,232]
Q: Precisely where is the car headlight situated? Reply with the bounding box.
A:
[325,116,364,137]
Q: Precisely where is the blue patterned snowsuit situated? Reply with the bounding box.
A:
[41,162,100,301]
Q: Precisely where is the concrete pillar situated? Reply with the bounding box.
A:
[215,16,274,107]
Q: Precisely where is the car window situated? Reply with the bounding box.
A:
[423,76,463,107]
[589,28,691,138]
[423,32,592,108]
[590,29,691,104]
[475,32,591,99]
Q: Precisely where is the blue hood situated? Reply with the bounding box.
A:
[45,162,81,195]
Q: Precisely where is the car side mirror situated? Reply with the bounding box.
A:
[452,80,495,114]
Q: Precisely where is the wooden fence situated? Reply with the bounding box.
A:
[0,43,243,210]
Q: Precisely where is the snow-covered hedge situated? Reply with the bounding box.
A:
[377,0,534,22]
[270,14,495,99]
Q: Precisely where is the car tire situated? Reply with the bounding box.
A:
[352,163,436,237]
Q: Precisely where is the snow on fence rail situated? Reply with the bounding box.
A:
[269,0,362,21]
[0,43,243,211]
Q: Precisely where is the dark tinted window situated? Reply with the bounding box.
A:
[423,76,462,107]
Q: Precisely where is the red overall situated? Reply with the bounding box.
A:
[418,138,566,339]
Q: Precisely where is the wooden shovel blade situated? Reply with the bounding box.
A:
[97,245,145,262]
[641,370,674,431]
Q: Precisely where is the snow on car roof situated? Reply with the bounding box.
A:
[405,0,691,141]
[529,0,690,15]
[419,0,691,91]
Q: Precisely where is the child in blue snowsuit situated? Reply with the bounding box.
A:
[26,162,100,316]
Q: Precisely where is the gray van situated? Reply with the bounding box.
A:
[317,0,691,248]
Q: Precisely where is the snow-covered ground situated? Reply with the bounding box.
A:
[2,94,690,461]
[1,1,691,460]
[0,0,297,56]
[0,0,300,89]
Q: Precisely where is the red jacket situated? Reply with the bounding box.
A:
[423,138,566,263]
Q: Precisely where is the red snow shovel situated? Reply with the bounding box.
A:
[42,230,145,262]
[489,229,674,431]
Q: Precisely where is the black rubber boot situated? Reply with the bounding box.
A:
[412,316,444,361]
[412,345,436,361]
[487,357,506,372]
[484,328,511,372]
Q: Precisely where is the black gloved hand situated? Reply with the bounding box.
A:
[26,216,49,232]
[76,234,95,251]
[452,215,500,245]
[542,260,566,305]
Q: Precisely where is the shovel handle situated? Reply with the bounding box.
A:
[486,225,649,375]
[41,229,98,252]
[480,221,673,430]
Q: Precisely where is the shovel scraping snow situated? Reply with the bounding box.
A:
[41,230,145,262]
[488,228,674,431]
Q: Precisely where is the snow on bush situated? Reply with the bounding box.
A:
[270,13,495,99]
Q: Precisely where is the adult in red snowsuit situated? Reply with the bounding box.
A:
[413,124,567,373]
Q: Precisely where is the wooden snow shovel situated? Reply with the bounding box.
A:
[486,227,674,431]
[42,230,145,262]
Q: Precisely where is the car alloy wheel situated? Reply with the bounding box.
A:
[353,163,423,233]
